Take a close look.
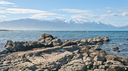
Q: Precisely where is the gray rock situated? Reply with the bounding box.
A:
[0,66,9,71]
[99,65,109,69]
[44,69,49,71]
[94,69,105,71]
[80,39,87,43]
[45,37,53,43]
[41,33,54,39]
[94,55,106,61]
[110,47,119,50]
[35,69,44,71]
[16,62,37,70]
[26,49,73,71]
[52,38,62,46]
[3,61,11,65]
[63,45,79,51]
[0,50,8,54]
[4,40,14,52]
[93,61,103,66]
[62,41,77,47]
[105,55,118,60]
[58,59,87,71]
[82,52,89,57]
[105,60,124,66]
[102,37,109,42]
[94,47,102,51]
[83,57,92,66]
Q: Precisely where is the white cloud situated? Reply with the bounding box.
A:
[71,13,98,22]
[0,8,64,19]
[106,7,128,16]
[107,10,112,13]
[0,1,14,5]
[0,8,46,14]
[59,9,91,13]
[121,12,128,16]
[30,13,64,19]
[0,15,6,18]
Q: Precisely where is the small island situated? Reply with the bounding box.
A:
[0,33,127,71]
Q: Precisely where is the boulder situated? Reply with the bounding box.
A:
[3,61,11,65]
[41,33,54,39]
[110,47,119,50]
[0,66,9,71]
[35,69,45,71]
[93,37,103,42]
[0,50,8,54]
[94,69,105,71]
[102,37,109,42]
[80,39,87,43]
[16,62,37,70]
[4,40,14,52]
[104,60,124,66]
[52,38,62,46]
[96,42,103,45]
[99,65,109,70]
[106,65,125,71]
[87,37,104,45]
[94,55,106,61]
[105,55,118,61]
[83,57,92,66]
[13,41,29,51]
[82,52,89,57]
[44,41,53,47]
[94,47,102,51]
[58,59,87,71]
[93,61,103,66]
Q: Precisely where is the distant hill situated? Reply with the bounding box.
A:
[120,25,128,30]
[0,29,9,31]
[0,18,120,31]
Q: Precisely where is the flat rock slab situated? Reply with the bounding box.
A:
[26,49,73,70]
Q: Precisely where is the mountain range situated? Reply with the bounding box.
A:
[0,18,127,31]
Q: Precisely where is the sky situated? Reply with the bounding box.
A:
[0,0,128,27]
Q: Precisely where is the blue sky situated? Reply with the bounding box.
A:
[0,0,128,27]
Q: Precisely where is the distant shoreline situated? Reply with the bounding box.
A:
[0,29,9,31]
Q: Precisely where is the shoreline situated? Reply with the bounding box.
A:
[0,33,128,71]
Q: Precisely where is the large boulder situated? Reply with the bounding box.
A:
[87,37,104,45]
[38,33,54,41]
[102,37,109,42]
[4,40,14,52]
[93,61,103,66]
[94,55,106,62]
[52,38,62,46]
[58,59,87,71]
[105,55,118,61]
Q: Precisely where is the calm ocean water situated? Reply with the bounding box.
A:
[0,31,128,57]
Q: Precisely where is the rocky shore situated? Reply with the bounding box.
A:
[0,33,128,71]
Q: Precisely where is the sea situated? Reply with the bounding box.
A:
[0,31,128,58]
